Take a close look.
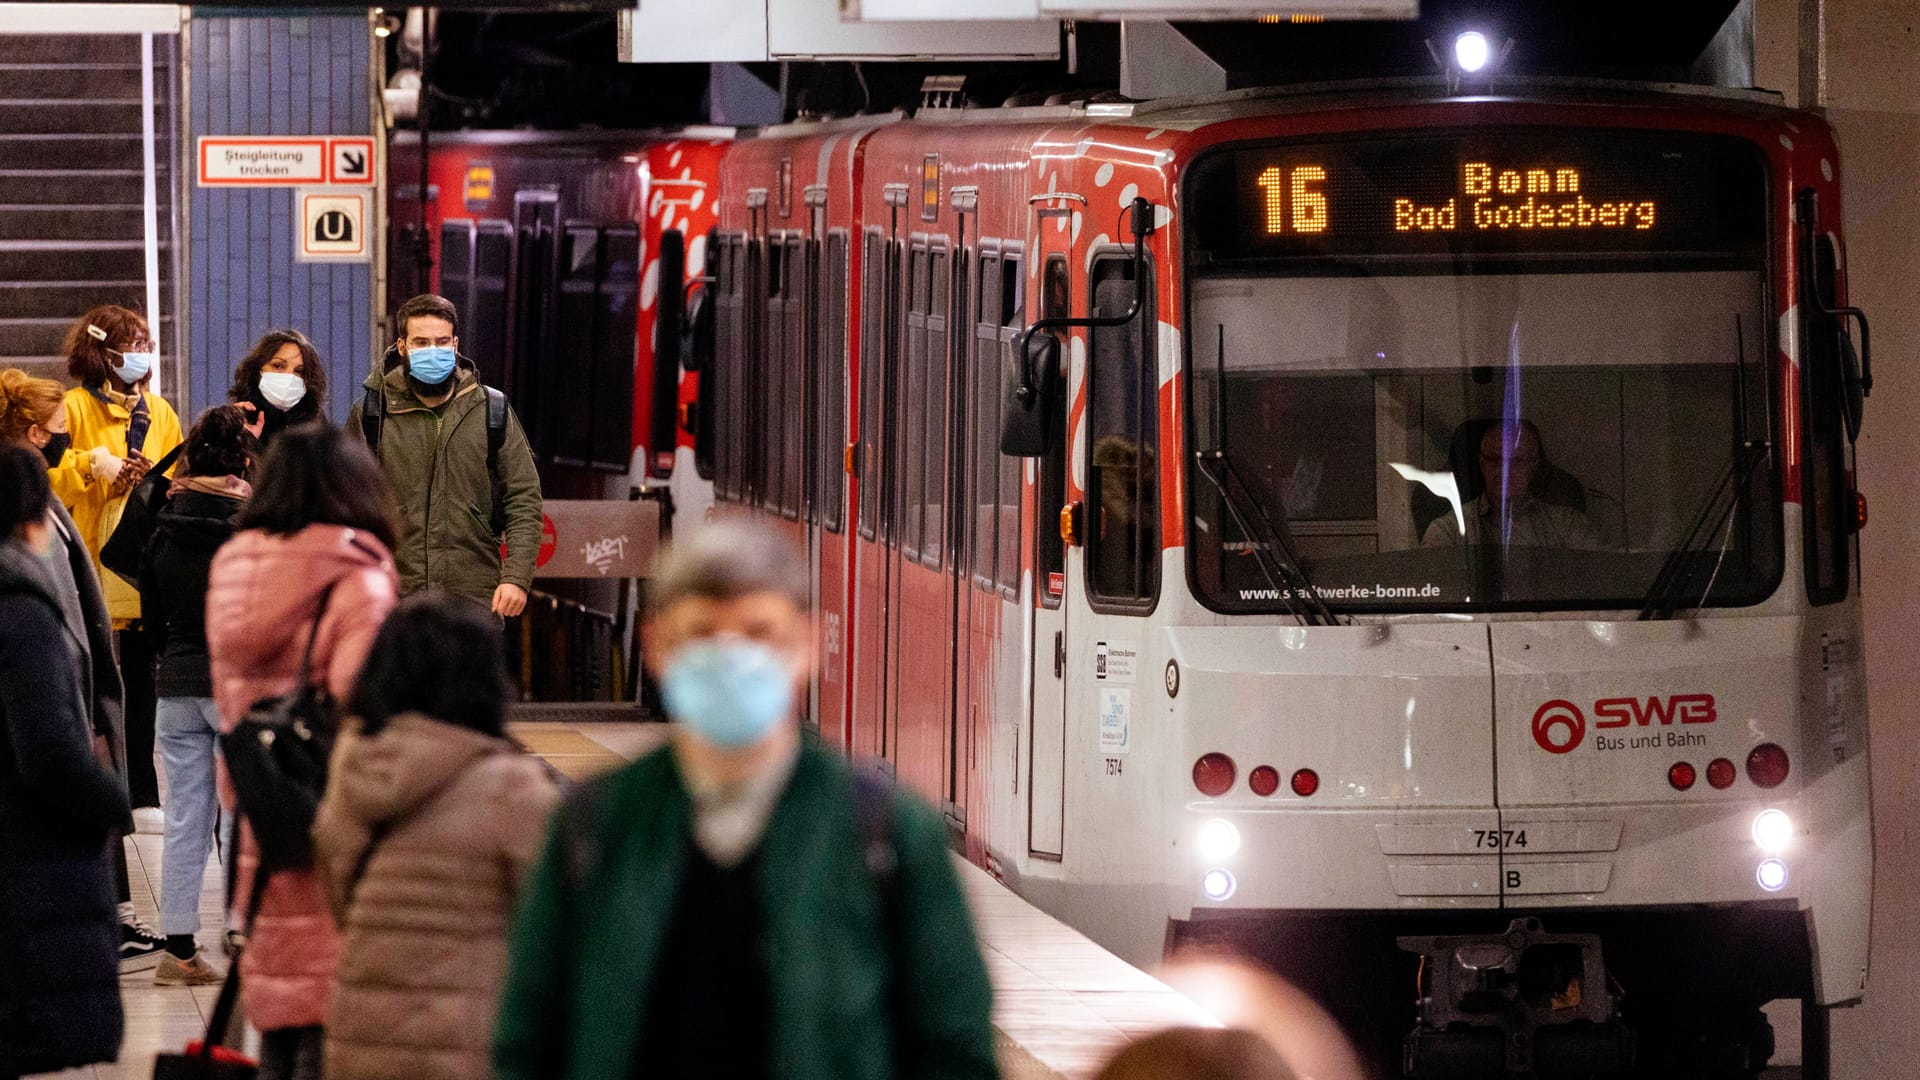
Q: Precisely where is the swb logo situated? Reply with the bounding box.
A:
[1531,695,1718,754]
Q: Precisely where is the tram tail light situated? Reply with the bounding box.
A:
[1193,753,1236,797]
[1290,768,1320,798]
[1248,766,1280,797]
[1757,858,1789,892]
[1197,819,1241,862]
[1854,492,1868,533]
[1202,868,1237,901]
[1667,761,1696,790]
[1706,758,1737,789]
[1752,809,1794,854]
[1746,744,1791,789]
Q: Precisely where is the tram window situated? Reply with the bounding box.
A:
[1805,236,1850,605]
[712,236,737,500]
[1035,255,1070,609]
[822,232,848,533]
[904,247,930,558]
[971,252,1002,591]
[727,235,748,502]
[858,231,885,540]
[765,239,788,515]
[1087,256,1159,609]
[924,248,949,569]
[785,237,806,519]
[948,248,970,569]
[994,255,1025,593]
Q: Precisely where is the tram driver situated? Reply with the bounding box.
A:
[1420,419,1603,550]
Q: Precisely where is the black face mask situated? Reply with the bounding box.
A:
[39,431,70,467]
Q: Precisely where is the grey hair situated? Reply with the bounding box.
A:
[646,516,810,617]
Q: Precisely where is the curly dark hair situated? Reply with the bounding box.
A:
[235,422,400,554]
[182,405,256,480]
[228,329,327,424]
[348,592,510,738]
[62,305,152,388]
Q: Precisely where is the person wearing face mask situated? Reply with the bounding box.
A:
[0,442,133,1080]
[496,518,997,1080]
[230,329,329,447]
[0,368,165,972]
[346,294,542,619]
[56,305,185,833]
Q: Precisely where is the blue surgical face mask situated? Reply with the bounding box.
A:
[406,345,457,385]
[110,349,154,384]
[661,638,795,749]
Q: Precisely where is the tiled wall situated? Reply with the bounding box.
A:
[186,12,374,424]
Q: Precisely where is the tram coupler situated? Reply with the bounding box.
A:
[1398,918,1634,1079]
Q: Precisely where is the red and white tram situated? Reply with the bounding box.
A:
[690,81,1873,1077]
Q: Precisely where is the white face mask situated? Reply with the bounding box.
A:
[258,371,307,411]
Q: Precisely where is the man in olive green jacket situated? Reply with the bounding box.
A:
[495,520,998,1080]
[347,294,542,615]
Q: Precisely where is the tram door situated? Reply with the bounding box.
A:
[1027,247,1072,859]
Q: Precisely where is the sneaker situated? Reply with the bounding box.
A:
[119,919,166,972]
[223,928,246,958]
[154,950,224,986]
[133,806,166,835]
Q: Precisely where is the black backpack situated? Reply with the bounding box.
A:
[361,383,510,535]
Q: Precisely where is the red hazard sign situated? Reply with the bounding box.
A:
[536,514,558,568]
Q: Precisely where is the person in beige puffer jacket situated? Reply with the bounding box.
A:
[312,592,557,1080]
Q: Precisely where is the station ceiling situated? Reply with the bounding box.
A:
[417,0,1749,129]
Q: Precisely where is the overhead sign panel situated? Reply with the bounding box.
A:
[621,0,1056,62]
[198,136,377,188]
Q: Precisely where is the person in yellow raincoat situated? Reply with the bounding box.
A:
[52,306,183,851]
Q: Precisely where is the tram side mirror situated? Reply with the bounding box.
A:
[654,230,686,373]
[1001,333,1060,457]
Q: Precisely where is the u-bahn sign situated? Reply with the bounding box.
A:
[295,189,371,263]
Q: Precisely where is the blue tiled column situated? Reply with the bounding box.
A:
[187,12,374,424]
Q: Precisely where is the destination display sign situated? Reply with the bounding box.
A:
[1186,131,1766,260]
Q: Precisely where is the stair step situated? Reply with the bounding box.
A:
[0,206,147,243]
[0,246,156,281]
[0,357,71,384]
[0,280,168,320]
[0,67,145,100]
[0,314,173,359]
[0,37,142,66]
[0,136,148,171]
[0,172,161,205]
[0,101,162,136]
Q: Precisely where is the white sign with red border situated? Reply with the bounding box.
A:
[197,136,376,187]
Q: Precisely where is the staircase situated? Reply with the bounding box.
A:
[0,34,179,386]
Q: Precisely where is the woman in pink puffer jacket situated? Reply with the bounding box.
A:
[205,424,399,1080]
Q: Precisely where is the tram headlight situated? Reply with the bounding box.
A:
[1756,858,1789,893]
[1752,809,1794,854]
[1197,819,1241,863]
[1202,868,1237,902]
[1454,31,1492,74]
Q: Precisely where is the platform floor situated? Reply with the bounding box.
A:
[53,721,1798,1079]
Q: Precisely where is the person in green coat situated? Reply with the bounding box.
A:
[346,294,542,617]
[495,518,998,1080]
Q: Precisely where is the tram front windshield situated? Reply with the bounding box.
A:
[1182,131,1782,614]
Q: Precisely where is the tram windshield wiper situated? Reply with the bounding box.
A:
[1195,324,1340,627]
[1638,315,1773,620]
